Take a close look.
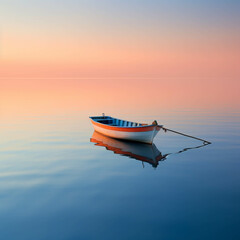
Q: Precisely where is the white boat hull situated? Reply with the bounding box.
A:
[91,119,160,144]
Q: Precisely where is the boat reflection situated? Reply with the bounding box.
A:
[90,131,166,168]
[90,131,211,168]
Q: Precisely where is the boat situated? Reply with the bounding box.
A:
[89,114,162,144]
[90,131,166,168]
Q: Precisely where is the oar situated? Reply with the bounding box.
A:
[159,125,211,144]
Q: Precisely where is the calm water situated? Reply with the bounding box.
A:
[0,110,240,240]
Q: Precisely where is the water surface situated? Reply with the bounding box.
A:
[0,110,239,240]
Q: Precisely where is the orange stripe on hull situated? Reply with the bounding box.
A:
[91,120,158,132]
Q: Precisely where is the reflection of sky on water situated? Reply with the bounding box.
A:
[0,110,240,240]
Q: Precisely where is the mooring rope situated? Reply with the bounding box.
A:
[160,126,211,145]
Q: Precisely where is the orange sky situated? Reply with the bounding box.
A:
[0,1,239,117]
[1,1,239,79]
[1,28,239,78]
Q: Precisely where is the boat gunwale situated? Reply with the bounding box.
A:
[89,116,162,131]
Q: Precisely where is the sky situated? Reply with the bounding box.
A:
[0,0,239,116]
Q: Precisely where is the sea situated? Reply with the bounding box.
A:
[0,109,240,240]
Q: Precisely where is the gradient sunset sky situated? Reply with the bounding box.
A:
[0,0,239,115]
